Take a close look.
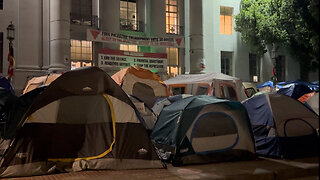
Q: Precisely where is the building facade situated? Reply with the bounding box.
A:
[185,0,308,83]
[0,0,317,94]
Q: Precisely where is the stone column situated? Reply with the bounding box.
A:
[189,0,204,74]
[49,0,70,72]
[99,0,120,74]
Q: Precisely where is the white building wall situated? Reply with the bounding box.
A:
[202,0,251,81]
[201,0,307,83]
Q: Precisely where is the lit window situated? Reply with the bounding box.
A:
[120,0,138,31]
[70,39,92,70]
[120,44,138,52]
[220,6,233,35]
[166,48,180,77]
[166,0,179,34]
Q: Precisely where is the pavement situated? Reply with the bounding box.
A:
[5,156,319,180]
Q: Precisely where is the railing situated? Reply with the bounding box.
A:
[70,13,100,29]
[120,19,144,32]
[166,25,185,36]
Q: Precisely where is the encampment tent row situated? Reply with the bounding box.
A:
[0,67,162,178]
[0,66,318,178]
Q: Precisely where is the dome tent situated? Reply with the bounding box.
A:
[151,95,255,166]
[242,93,319,158]
[112,66,170,108]
[0,67,162,178]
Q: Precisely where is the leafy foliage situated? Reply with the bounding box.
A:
[235,0,319,80]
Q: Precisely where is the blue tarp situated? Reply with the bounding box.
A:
[276,80,319,91]
[276,80,317,99]
[256,81,274,88]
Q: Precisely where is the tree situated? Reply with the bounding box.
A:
[235,0,319,81]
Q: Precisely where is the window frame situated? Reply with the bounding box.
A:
[70,0,93,26]
[167,47,179,77]
[120,0,138,31]
[221,51,233,76]
[70,39,93,70]
[120,44,138,52]
[166,0,179,35]
[249,53,260,82]
[220,6,233,35]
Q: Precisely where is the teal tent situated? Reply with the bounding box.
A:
[150,95,255,166]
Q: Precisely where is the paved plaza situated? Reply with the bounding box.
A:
[8,156,318,180]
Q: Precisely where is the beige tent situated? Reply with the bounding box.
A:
[22,74,61,94]
[164,73,247,101]
[112,66,170,107]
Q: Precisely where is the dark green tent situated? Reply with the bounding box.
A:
[150,95,255,166]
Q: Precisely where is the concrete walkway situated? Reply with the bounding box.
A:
[7,156,319,180]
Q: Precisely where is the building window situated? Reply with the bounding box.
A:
[0,0,3,10]
[220,6,233,35]
[70,40,92,70]
[70,0,93,26]
[120,44,138,52]
[275,55,285,82]
[0,33,3,73]
[167,48,180,77]
[120,0,138,31]
[221,51,232,75]
[249,53,260,82]
[166,0,179,34]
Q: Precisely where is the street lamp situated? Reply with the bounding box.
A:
[7,22,15,42]
[6,21,15,82]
